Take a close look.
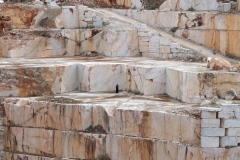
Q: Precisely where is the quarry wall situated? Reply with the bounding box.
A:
[112,9,240,58]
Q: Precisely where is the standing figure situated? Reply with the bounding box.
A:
[116,84,119,93]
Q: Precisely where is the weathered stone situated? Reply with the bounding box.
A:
[207,57,232,71]
[54,131,106,159]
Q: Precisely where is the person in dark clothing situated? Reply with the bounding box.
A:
[116,84,119,93]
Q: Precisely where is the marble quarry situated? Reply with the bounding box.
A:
[112,9,240,58]
[159,0,233,12]
[0,2,240,160]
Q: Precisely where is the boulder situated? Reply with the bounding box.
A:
[207,57,232,71]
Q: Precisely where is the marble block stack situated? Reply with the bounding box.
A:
[200,104,240,148]
[135,23,195,59]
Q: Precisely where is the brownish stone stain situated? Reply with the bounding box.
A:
[141,111,151,138]
[0,5,41,29]
[83,135,96,159]
[17,68,53,97]
[139,139,154,160]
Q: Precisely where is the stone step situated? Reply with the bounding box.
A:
[4,145,240,160]
[3,93,200,145]
[3,93,240,159]
[0,57,239,103]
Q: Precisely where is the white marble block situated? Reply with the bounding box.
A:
[226,128,240,136]
[201,119,220,128]
[201,137,219,147]
[139,37,150,42]
[201,128,225,137]
[235,112,240,118]
[61,6,79,29]
[220,137,238,147]
[221,119,240,128]
[160,46,170,54]
[170,43,181,49]
[138,31,149,37]
[218,111,235,119]
[160,37,171,45]
[201,111,217,119]
[149,37,160,43]
[220,104,240,112]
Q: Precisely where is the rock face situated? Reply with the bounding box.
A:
[0,4,43,30]
[101,0,143,9]
[112,9,240,57]
[0,57,239,102]
[1,3,240,160]
[2,96,240,159]
[159,0,231,11]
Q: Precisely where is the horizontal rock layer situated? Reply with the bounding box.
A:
[3,96,200,144]
[0,57,239,103]
[4,97,240,160]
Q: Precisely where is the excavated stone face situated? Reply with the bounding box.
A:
[0,4,43,31]
[1,3,240,160]
[112,9,240,58]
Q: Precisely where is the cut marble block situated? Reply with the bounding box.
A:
[5,127,54,156]
[201,119,220,128]
[159,37,171,45]
[166,66,240,103]
[201,111,217,119]
[166,66,205,103]
[60,6,80,29]
[10,37,65,57]
[220,104,240,112]
[80,28,139,57]
[201,128,225,137]
[127,65,166,95]
[53,131,106,159]
[0,65,78,97]
[221,119,240,128]
[226,128,240,136]
[218,111,235,119]
[220,137,238,147]
[4,101,108,132]
[109,108,200,144]
[5,127,106,158]
[201,137,219,147]
[78,64,126,93]
[3,94,201,144]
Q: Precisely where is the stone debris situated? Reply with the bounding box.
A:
[207,57,232,70]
